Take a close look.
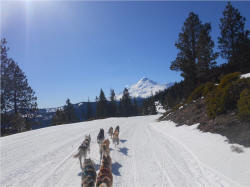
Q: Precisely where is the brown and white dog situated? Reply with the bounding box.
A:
[108,127,113,138]
[99,139,110,163]
[96,155,113,187]
[81,159,96,187]
[112,130,119,148]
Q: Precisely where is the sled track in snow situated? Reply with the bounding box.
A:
[1,116,245,187]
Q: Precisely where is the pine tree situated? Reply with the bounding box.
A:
[1,38,37,133]
[150,97,157,115]
[1,38,11,114]
[170,12,218,87]
[96,89,108,118]
[51,109,66,126]
[133,97,138,116]
[196,23,218,83]
[64,98,78,123]
[170,12,202,88]
[10,113,26,132]
[120,88,133,117]
[218,2,247,65]
[108,89,117,117]
[142,99,149,115]
[86,98,93,120]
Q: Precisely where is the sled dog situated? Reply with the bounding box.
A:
[97,128,105,145]
[81,159,97,187]
[115,125,119,134]
[108,127,113,138]
[101,154,112,170]
[74,134,91,170]
[96,157,113,187]
[112,130,119,148]
[99,139,110,163]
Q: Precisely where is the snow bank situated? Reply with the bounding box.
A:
[155,101,166,114]
[240,73,250,79]
[154,121,250,187]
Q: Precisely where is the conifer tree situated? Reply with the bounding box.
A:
[1,38,11,114]
[218,2,247,65]
[142,99,149,115]
[51,109,66,125]
[120,88,133,117]
[150,97,157,115]
[10,113,26,132]
[1,38,37,132]
[170,12,218,87]
[196,23,218,82]
[170,12,202,88]
[108,89,117,117]
[64,98,78,123]
[133,97,138,116]
[1,39,37,115]
[96,89,108,118]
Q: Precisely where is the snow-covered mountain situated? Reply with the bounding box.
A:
[117,77,173,100]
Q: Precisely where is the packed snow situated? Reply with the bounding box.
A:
[117,78,173,99]
[1,115,250,187]
[240,72,250,79]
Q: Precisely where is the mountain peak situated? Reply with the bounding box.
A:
[137,77,157,86]
[117,77,173,100]
[139,77,149,82]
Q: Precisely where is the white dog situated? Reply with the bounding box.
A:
[74,134,91,170]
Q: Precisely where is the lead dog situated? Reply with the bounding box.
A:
[112,130,119,148]
[74,134,91,170]
[81,159,97,187]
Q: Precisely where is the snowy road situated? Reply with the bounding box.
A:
[1,115,249,187]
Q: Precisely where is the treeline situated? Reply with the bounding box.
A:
[96,88,139,118]
[154,3,250,120]
[51,88,142,126]
[1,39,38,135]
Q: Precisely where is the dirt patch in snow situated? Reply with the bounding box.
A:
[160,98,250,147]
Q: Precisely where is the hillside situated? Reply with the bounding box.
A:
[34,102,97,129]
[1,115,250,187]
[160,72,250,147]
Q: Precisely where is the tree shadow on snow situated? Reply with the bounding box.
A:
[110,147,114,152]
[112,162,122,176]
[120,139,127,143]
[118,147,129,156]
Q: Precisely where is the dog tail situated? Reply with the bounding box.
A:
[73,151,80,158]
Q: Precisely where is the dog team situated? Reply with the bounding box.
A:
[73,125,120,187]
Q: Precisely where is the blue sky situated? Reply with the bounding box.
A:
[2,1,250,108]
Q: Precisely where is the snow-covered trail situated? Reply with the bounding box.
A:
[0,116,248,187]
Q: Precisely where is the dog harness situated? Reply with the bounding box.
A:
[82,165,96,178]
[97,167,112,185]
